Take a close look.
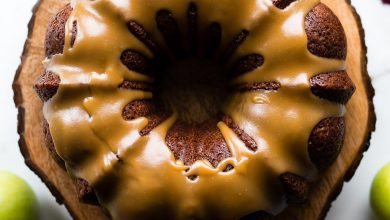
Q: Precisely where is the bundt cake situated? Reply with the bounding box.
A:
[33,0,356,219]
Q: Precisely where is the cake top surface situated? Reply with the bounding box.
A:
[43,0,347,219]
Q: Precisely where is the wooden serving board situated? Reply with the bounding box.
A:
[13,0,375,219]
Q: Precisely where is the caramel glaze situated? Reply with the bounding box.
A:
[43,0,347,219]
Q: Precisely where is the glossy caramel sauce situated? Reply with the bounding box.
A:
[43,0,345,219]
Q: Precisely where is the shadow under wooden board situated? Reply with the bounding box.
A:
[13,0,375,219]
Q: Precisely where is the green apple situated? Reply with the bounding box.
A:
[370,162,390,220]
[0,171,38,220]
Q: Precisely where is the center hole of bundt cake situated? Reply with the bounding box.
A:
[155,58,228,124]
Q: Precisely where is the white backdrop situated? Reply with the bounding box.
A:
[0,1,389,219]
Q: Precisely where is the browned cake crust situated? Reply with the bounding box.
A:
[272,0,297,9]
[44,3,72,57]
[34,71,60,102]
[220,29,250,63]
[33,2,355,218]
[122,99,171,136]
[118,80,154,92]
[120,49,155,77]
[235,82,281,92]
[42,120,100,204]
[43,119,65,168]
[166,119,232,168]
[308,117,345,171]
[310,71,355,104]
[221,115,258,151]
[127,21,162,58]
[74,178,99,205]
[280,172,310,204]
[305,3,347,60]
[231,54,264,77]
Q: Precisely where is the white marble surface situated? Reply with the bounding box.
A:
[0,1,389,219]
